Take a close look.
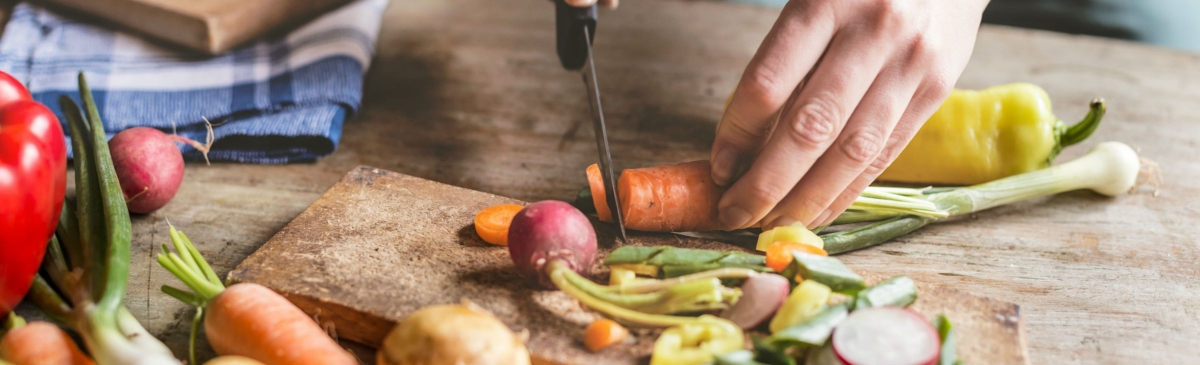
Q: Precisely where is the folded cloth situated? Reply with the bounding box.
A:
[0,0,388,163]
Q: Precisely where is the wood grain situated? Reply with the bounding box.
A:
[36,0,351,54]
[228,166,1029,365]
[11,0,1199,363]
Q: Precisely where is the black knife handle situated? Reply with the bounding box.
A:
[555,0,597,70]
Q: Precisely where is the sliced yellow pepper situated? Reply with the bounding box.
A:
[650,316,744,365]
[769,280,832,334]
[756,225,823,252]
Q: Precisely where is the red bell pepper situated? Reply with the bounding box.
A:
[0,71,67,316]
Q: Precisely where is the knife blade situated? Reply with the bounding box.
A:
[580,26,627,242]
[554,0,626,241]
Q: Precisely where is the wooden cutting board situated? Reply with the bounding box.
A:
[38,0,352,54]
[229,166,1030,365]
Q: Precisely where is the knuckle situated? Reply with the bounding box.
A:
[741,61,790,106]
[865,136,907,174]
[839,128,886,164]
[745,179,792,207]
[923,72,955,100]
[789,94,840,146]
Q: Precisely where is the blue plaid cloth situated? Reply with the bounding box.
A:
[0,0,388,163]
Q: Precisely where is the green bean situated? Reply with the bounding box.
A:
[821,215,933,255]
[780,253,866,294]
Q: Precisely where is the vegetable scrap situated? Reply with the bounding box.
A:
[474,203,525,246]
[584,318,631,352]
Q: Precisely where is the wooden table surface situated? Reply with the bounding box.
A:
[15,0,1200,364]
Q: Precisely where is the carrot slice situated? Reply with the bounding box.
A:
[585,164,613,222]
[765,241,829,273]
[583,318,630,352]
[474,204,525,246]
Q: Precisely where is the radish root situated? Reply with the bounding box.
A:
[125,186,149,203]
[169,118,215,165]
[1133,157,1162,197]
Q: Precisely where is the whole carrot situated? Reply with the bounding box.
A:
[156,225,356,365]
[0,314,94,365]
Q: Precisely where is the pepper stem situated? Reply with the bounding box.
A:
[1059,98,1107,148]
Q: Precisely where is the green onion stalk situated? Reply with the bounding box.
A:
[546,261,771,328]
[25,73,181,365]
[819,141,1142,254]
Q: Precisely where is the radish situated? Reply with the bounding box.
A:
[831,307,939,365]
[507,200,598,289]
[109,125,210,214]
[719,273,789,330]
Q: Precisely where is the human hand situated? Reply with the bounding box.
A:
[711,0,990,230]
[564,0,618,8]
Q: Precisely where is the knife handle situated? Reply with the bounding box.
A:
[555,0,597,71]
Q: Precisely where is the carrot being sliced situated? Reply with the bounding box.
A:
[585,164,612,222]
[765,241,829,273]
[0,319,94,365]
[474,203,525,246]
[583,318,630,352]
[586,161,725,232]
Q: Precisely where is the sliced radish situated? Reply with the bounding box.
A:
[720,274,790,329]
[832,306,939,365]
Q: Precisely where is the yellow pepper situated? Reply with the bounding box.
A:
[880,82,1106,185]
[649,316,744,365]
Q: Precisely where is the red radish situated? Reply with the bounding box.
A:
[832,307,939,365]
[719,273,789,329]
[507,200,597,288]
[109,126,210,214]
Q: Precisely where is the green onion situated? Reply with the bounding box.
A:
[26,73,181,365]
[853,276,917,309]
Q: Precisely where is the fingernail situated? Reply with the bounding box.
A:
[808,209,832,229]
[719,206,753,230]
[766,216,798,230]
[712,148,739,186]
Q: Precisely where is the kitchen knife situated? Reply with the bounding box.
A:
[555,0,627,241]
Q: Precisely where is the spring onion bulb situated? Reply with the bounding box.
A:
[822,141,1147,254]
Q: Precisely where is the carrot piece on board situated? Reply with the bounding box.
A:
[583,318,630,352]
[474,203,526,246]
[0,318,95,365]
[206,283,357,365]
[765,241,828,273]
[585,164,613,222]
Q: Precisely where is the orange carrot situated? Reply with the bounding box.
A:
[583,318,630,352]
[1,316,94,365]
[765,241,828,273]
[587,160,725,232]
[474,204,525,246]
[205,283,356,365]
[158,225,355,365]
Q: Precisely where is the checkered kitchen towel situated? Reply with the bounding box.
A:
[0,0,388,163]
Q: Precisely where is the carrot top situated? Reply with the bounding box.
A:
[765,241,828,273]
[474,204,525,246]
[157,224,227,365]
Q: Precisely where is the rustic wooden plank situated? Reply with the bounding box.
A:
[9,0,1197,363]
[228,166,1029,365]
[37,0,351,54]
